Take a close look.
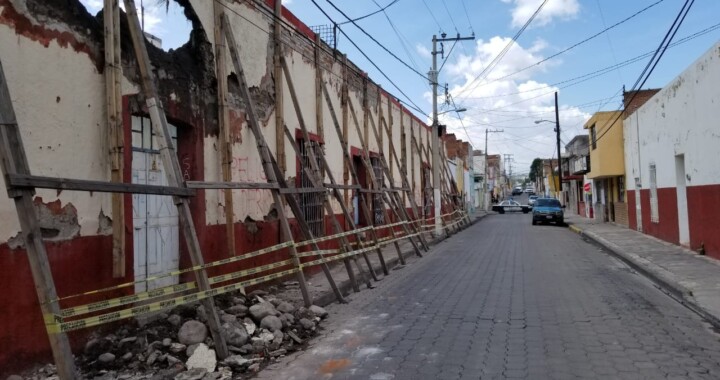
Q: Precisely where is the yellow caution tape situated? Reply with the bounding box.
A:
[45,267,300,334]
[295,226,373,247]
[296,249,341,258]
[49,241,295,304]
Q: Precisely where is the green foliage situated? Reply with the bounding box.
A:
[529,158,543,182]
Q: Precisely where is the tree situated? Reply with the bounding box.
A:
[529,158,543,182]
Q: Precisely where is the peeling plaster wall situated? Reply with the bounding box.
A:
[0,5,110,243]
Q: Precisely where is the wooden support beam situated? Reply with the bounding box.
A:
[280,57,377,285]
[0,59,77,380]
[214,4,237,257]
[124,0,228,359]
[346,91,423,260]
[321,79,394,273]
[273,0,285,174]
[278,187,327,194]
[105,0,125,278]
[7,174,195,196]
[325,183,361,190]
[187,181,278,190]
[223,14,343,306]
[341,54,349,219]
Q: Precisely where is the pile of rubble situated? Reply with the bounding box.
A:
[13,286,328,380]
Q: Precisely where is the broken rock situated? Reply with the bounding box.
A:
[299,318,315,330]
[174,368,208,380]
[186,343,216,372]
[223,354,250,369]
[279,313,295,328]
[170,342,187,354]
[309,305,328,319]
[167,314,182,327]
[225,304,248,316]
[260,315,282,332]
[98,352,115,364]
[178,320,208,345]
[276,301,295,314]
[221,321,249,346]
[249,302,278,322]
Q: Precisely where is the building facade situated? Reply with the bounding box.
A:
[565,135,590,217]
[624,41,720,259]
[0,0,469,372]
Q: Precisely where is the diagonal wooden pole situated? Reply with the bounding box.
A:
[373,116,430,250]
[0,60,77,380]
[346,95,424,258]
[222,14,345,305]
[124,0,228,358]
[320,80,409,266]
[280,57,379,283]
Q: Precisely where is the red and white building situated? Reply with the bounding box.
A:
[624,40,720,259]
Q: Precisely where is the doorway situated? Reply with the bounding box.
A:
[131,116,180,293]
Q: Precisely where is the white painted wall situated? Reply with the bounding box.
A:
[624,41,720,192]
[0,22,111,243]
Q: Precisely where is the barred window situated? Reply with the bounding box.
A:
[370,157,385,225]
[298,139,325,237]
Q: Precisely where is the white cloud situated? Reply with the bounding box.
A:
[282,0,294,4]
[416,44,431,59]
[505,0,580,28]
[438,36,590,172]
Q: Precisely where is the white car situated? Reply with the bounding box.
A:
[491,200,531,214]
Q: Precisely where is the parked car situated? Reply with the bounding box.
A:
[524,187,535,194]
[528,195,538,207]
[531,198,565,225]
[511,186,523,195]
[492,200,531,214]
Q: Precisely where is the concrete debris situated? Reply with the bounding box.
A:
[174,368,207,380]
[309,305,328,319]
[98,353,115,364]
[185,343,216,372]
[276,301,295,314]
[178,320,208,345]
[167,314,182,327]
[221,321,249,347]
[249,302,278,322]
[26,287,327,379]
[260,315,283,332]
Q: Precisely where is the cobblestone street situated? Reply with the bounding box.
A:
[258,214,720,379]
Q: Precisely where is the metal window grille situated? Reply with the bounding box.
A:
[649,163,659,223]
[309,24,337,49]
[299,139,325,237]
[371,157,385,225]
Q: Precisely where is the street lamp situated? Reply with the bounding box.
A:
[437,107,467,116]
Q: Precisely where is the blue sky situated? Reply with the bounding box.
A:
[80,0,720,176]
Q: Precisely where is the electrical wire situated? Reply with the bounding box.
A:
[455,0,666,99]
[336,0,400,25]
[310,0,428,115]
[321,0,429,81]
[453,0,548,99]
[593,0,695,146]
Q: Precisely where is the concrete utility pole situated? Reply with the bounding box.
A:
[430,32,473,237]
[554,91,562,201]
[483,129,503,211]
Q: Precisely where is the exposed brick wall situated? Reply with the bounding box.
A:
[623,89,661,118]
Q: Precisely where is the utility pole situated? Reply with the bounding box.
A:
[554,91,563,201]
[483,129,503,211]
[431,32,473,237]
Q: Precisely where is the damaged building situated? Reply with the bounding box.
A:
[0,0,469,374]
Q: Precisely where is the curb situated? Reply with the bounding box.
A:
[315,213,488,308]
[567,222,720,329]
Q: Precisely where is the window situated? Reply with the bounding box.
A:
[131,116,177,152]
[298,139,325,237]
[618,176,625,202]
[649,163,659,223]
[590,124,597,150]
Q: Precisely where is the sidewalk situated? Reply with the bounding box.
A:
[565,214,720,327]
[278,210,489,308]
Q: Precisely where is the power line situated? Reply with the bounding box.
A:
[594,0,695,146]
[216,0,429,118]
[321,0,429,81]
[421,0,443,33]
[310,0,428,115]
[336,0,400,25]
[455,0,548,99]
[456,0,666,99]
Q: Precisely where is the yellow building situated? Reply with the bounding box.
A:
[584,111,628,225]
